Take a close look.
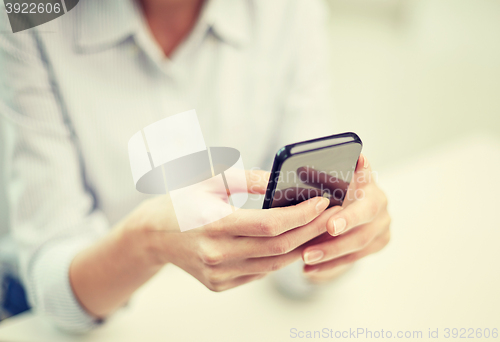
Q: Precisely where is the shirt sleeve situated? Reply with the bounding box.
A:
[0,17,109,332]
[279,0,335,146]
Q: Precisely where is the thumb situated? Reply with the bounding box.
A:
[245,169,271,194]
[226,169,270,195]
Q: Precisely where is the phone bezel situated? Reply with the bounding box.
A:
[262,132,363,209]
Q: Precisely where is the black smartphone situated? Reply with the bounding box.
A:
[262,133,363,209]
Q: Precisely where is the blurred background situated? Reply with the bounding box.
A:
[1,0,500,242]
[0,1,499,339]
[326,0,500,167]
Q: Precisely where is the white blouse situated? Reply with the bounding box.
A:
[0,0,334,331]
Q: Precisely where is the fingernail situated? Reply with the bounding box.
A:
[332,217,347,235]
[315,197,330,213]
[363,156,369,169]
[304,250,324,264]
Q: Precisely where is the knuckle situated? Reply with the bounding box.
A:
[201,252,224,266]
[199,243,225,265]
[357,231,373,249]
[344,253,359,264]
[270,235,292,255]
[207,282,224,292]
[270,242,287,255]
[204,267,226,284]
[259,216,279,236]
[269,260,286,272]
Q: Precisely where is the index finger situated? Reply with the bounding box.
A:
[212,196,330,237]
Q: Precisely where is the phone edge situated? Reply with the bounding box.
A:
[262,132,363,209]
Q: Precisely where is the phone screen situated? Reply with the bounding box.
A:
[268,142,362,208]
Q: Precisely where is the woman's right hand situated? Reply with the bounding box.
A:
[124,170,343,292]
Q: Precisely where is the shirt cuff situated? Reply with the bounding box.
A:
[28,237,104,332]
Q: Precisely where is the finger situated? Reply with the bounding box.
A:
[351,154,376,190]
[206,247,304,285]
[208,273,267,292]
[326,185,385,236]
[246,169,271,194]
[256,205,343,257]
[303,229,391,273]
[233,205,344,258]
[213,196,330,237]
[305,263,354,283]
[302,211,391,265]
[227,169,270,195]
[356,153,371,173]
[242,245,304,273]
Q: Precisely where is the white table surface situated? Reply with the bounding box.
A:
[1,135,499,342]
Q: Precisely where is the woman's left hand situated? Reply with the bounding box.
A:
[301,154,391,282]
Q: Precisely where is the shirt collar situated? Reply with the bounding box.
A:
[203,0,252,47]
[74,0,252,53]
[74,0,140,52]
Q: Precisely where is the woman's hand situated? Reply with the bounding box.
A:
[301,154,391,282]
[128,170,342,292]
[70,163,385,318]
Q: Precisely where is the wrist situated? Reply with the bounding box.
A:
[118,199,173,267]
[70,208,166,318]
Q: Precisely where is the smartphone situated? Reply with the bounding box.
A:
[262,133,363,209]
